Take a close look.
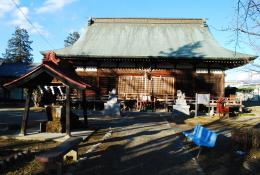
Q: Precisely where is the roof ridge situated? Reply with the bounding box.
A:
[91,17,205,25]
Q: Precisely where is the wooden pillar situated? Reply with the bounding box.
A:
[95,69,100,109]
[20,88,33,136]
[82,90,88,127]
[195,93,198,117]
[96,69,100,89]
[221,71,225,97]
[66,86,71,136]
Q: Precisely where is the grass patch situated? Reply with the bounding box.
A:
[239,113,256,116]
[0,107,44,112]
[0,138,58,175]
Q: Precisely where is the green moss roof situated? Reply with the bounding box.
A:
[42,18,257,61]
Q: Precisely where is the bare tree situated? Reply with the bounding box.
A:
[227,0,260,73]
[234,0,260,52]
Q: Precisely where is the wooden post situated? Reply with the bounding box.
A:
[195,93,198,117]
[257,87,260,101]
[221,71,225,97]
[239,98,243,113]
[95,68,100,101]
[20,88,33,136]
[208,94,211,117]
[66,86,71,136]
[82,90,88,127]
[96,69,100,89]
[166,94,168,112]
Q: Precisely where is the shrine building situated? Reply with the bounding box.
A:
[3,18,257,135]
[42,18,256,103]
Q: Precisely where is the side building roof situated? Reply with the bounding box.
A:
[3,61,93,90]
[42,18,257,61]
[0,62,39,77]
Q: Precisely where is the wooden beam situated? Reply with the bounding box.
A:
[66,86,71,136]
[82,90,88,127]
[20,88,33,136]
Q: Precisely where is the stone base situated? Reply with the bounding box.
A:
[44,105,80,133]
[103,103,120,116]
[173,105,190,116]
[64,149,78,161]
[46,119,64,133]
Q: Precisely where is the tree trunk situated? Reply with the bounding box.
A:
[20,88,32,136]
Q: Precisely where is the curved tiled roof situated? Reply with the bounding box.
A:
[42,18,257,61]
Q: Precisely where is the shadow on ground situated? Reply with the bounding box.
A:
[72,115,252,175]
[73,115,200,175]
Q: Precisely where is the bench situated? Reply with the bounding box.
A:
[35,137,83,175]
[183,124,202,141]
[183,124,218,158]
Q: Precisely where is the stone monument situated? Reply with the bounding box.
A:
[44,105,80,133]
[104,89,120,116]
[173,90,190,116]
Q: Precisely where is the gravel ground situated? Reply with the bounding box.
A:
[69,111,260,175]
[0,104,259,175]
[72,114,202,175]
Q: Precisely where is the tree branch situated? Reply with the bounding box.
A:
[237,28,260,36]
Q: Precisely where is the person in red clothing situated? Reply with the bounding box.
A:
[217,97,229,118]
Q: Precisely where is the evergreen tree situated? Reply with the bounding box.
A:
[2,27,33,64]
[64,31,80,47]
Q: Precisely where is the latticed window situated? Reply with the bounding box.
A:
[152,77,174,95]
[118,76,174,97]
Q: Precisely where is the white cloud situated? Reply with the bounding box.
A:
[11,6,48,36]
[0,0,19,17]
[0,0,48,35]
[36,0,76,14]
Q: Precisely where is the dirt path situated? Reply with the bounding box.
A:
[73,115,202,175]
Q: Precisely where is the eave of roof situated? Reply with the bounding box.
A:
[3,61,93,90]
[50,54,257,61]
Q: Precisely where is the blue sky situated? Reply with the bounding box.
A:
[0,0,259,81]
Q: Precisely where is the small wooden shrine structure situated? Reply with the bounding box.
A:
[41,18,256,107]
[3,52,94,136]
